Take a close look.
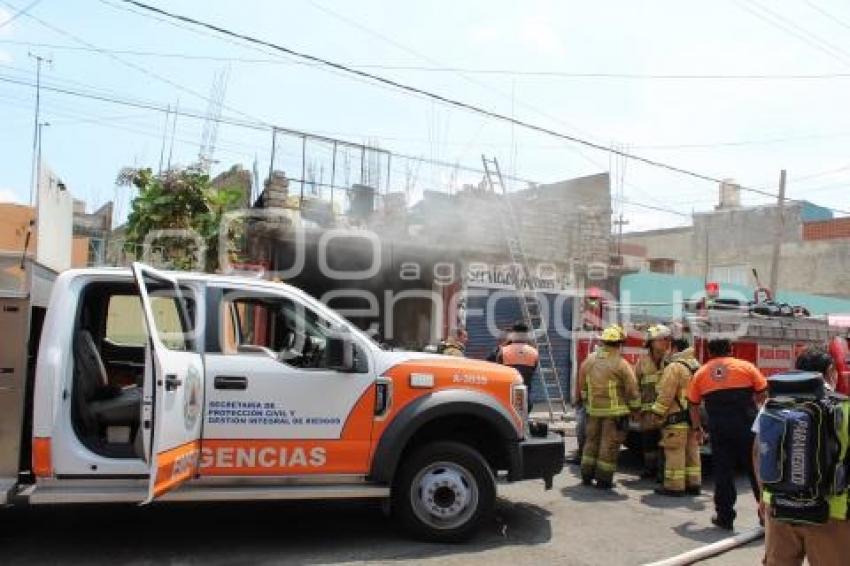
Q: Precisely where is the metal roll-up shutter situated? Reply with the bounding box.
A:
[465,288,573,403]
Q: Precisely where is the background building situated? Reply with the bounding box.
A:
[0,165,111,276]
[621,181,850,298]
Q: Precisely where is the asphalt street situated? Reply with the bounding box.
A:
[0,437,763,565]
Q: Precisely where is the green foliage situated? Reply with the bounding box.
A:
[119,167,244,272]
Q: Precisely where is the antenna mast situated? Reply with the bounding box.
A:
[198,66,230,173]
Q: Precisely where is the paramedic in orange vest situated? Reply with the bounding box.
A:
[497,322,540,412]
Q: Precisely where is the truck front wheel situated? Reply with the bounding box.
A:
[391,441,496,542]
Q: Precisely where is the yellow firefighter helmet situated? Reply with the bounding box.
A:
[601,324,626,343]
[646,324,672,342]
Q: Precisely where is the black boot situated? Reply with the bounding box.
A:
[711,515,734,531]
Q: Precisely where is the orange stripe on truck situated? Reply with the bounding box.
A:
[200,439,369,475]
[152,440,202,498]
[32,437,52,477]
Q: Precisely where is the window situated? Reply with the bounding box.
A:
[105,295,146,346]
[648,258,676,274]
[105,292,193,351]
[223,293,339,370]
[709,264,749,286]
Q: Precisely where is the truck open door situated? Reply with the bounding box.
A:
[131,263,204,503]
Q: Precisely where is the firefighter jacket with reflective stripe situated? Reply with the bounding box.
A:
[635,353,666,412]
[651,348,700,429]
[581,346,640,417]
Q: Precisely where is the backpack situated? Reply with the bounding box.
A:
[758,371,850,524]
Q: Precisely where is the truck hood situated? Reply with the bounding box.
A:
[373,350,514,379]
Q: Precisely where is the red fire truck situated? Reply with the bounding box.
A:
[573,290,850,400]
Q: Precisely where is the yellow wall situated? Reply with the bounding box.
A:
[72,236,89,268]
[0,203,36,255]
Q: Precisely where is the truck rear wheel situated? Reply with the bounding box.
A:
[391,441,496,542]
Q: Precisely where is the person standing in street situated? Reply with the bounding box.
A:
[651,336,701,497]
[497,322,539,412]
[580,325,641,489]
[754,346,850,566]
[634,324,672,479]
[688,337,767,530]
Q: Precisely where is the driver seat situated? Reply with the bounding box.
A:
[74,330,141,428]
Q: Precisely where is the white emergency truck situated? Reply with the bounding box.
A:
[0,259,563,541]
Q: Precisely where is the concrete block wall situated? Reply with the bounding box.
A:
[693,202,804,250]
[622,209,850,298]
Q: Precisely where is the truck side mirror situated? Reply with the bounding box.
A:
[327,334,355,372]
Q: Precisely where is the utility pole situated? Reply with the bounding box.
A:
[36,122,49,181]
[614,213,629,262]
[28,52,51,207]
[157,104,171,175]
[703,223,710,285]
[166,99,179,172]
[769,169,787,295]
[28,120,49,269]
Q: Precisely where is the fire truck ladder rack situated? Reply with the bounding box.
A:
[481,155,569,421]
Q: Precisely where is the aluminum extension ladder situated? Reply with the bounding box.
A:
[481,155,569,421]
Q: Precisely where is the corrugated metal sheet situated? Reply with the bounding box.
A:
[465,289,573,403]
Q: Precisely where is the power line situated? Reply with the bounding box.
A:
[11,51,850,154]
[96,0,455,115]
[8,39,850,80]
[99,0,850,210]
[111,3,726,182]
[617,197,691,218]
[3,12,845,217]
[802,0,850,32]
[0,0,41,30]
[303,0,598,143]
[301,1,704,214]
[8,49,850,157]
[0,71,699,219]
[0,72,543,185]
[3,1,271,127]
[103,1,850,216]
[734,0,850,67]
[305,0,627,201]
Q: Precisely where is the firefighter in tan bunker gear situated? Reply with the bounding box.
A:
[651,337,702,496]
[634,324,672,479]
[580,325,641,489]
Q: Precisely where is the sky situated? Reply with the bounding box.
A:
[1,0,850,231]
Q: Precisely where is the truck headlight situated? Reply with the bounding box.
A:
[511,379,528,423]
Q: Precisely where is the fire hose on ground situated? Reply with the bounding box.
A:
[643,526,764,566]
